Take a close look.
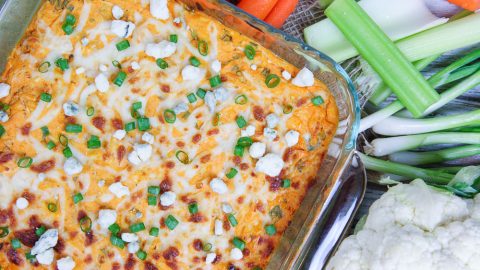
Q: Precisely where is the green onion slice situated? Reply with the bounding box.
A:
[86,106,95,116]
[35,226,46,236]
[136,250,147,260]
[164,109,176,124]
[110,235,125,248]
[188,202,198,214]
[0,227,9,238]
[235,95,248,105]
[237,137,253,147]
[38,61,51,73]
[113,71,127,87]
[265,224,277,236]
[265,74,280,88]
[148,186,160,195]
[228,214,238,227]
[244,45,256,60]
[11,238,21,249]
[283,104,293,114]
[149,227,159,236]
[165,215,179,230]
[112,60,122,69]
[59,134,68,146]
[189,56,201,67]
[232,237,245,250]
[130,222,146,233]
[198,40,209,56]
[311,96,324,106]
[209,75,222,87]
[17,157,33,168]
[47,202,57,212]
[175,150,190,164]
[156,58,168,69]
[108,223,121,235]
[203,242,212,252]
[226,168,238,179]
[116,40,130,51]
[73,193,83,204]
[169,34,178,43]
[79,216,92,233]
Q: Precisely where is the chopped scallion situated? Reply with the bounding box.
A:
[175,150,190,164]
[265,224,277,236]
[0,227,8,238]
[65,13,76,25]
[227,214,238,227]
[38,61,51,73]
[59,134,68,146]
[235,95,248,105]
[236,116,247,128]
[41,126,50,137]
[73,193,83,204]
[147,195,157,206]
[86,106,95,116]
[244,45,256,60]
[125,122,135,132]
[129,222,145,233]
[209,75,222,87]
[187,93,197,103]
[55,58,69,71]
[65,124,82,133]
[156,58,168,69]
[164,109,176,124]
[282,179,291,188]
[265,74,280,88]
[108,223,121,235]
[237,137,253,147]
[40,93,52,102]
[17,157,32,168]
[110,235,125,249]
[234,145,244,157]
[116,40,130,51]
[79,216,92,233]
[63,147,73,158]
[283,104,293,114]
[226,168,238,179]
[136,250,147,260]
[87,135,101,149]
[203,242,212,252]
[188,203,198,214]
[62,23,74,35]
[46,141,56,150]
[232,237,245,250]
[0,124,5,138]
[113,71,127,87]
[169,34,178,43]
[35,226,46,236]
[189,56,201,67]
[149,227,159,237]
[311,96,324,106]
[198,40,209,56]
[11,238,21,249]
[47,202,57,212]
[137,117,150,131]
[165,215,179,230]
[196,88,206,99]
[148,186,160,195]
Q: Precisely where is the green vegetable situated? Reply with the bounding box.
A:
[187,93,197,103]
[282,179,291,188]
[236,137,253,147]
[232,237,245,250]
[164,109,176,124]
[110,235,125,248]
[147,195,157,206]
[196,88,207,99]
[35,226,46,236]
[113,71,127,87]
[148,186,160,195]
[236,116,247,128]
[130,222,145,233]
[136,250,147,260]
[311,96,324,106]
[265,74,280,88]
[63,147,73,158]
[235,95,248,105]
[17,157,32,168]
[198,40,209,56]
[40,93,52,102]
[11,238,21,249]
[209,75,222,87]
[47,203,57,212]
[87,135,101,149]
[149,227,159,236]
[264,224,277,236]
[137,117,150,131]
[0,227,9,238]
[125,121,135,131]
[226,168,238,179]
[165,215,179,230]
[116,40,130,51]
[38,61,51,73]
[188,203,198,214]
[234,145,244,157]
[228,214,238,227]
[65,124,82,133]
[244,45,256,60]
[55,58,69,71]
[79,216,92,233]
[73,193,83,204]
[46,141,56,150]
[170,34,178,43]
[0,124,5,138]
[108,223,121,235]
[325,0,439,117]
[156,58,168,69]
[175,150,190,164]
[189,56,201,67]
[389,145,480,166]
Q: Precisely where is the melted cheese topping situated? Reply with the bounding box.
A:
[0,0,338,269]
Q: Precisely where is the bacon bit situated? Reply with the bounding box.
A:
[283,148,295,162]
[14,229,38,247]
[125,254,136,270]
[20,123,32,136]
[161,85,171,93]
[84,255,93,264]
[117,145,126,162]
[220,75,228,82]
[206,128,219,136]
[239,163,249,170]
[85,231,95,246]
[158,115,165,124]
[131,87,141,93]
[192,239,203,251]
[261,240,275,258]
[165,161,175,169]
[243,248,250,257]
[0,152,13,164]
[160,217,166,229]
[127,66,135,73]
[192,134,201,144]
[111,118,124,130]
[166,261,178,270]
[65,116,77,124]
[253,106,265,121]
[212,254,222,264]
[28,215,42,228]
[188,213,205,223]
[162,247,180,261]
[21,191,35,203]
[152,253,160,260]
[255,202,265,213]
[0,208,15,225]
[233,156,242,165]
[145,262,158,270]
[296,97,308,107]
[193,256,201,263]
[180,195,195,204]
[54,237,65,252]
[7,248,23,266]
[200,154,211,163]
[237,196,244,204]
[30,159,55,173]
[223,216,231,231]
[111,262,121,270]
[92,116,106,131]
[160,179,172,193]
[266,175,282,192]
[176,141,185,148]
[292,182,300,189]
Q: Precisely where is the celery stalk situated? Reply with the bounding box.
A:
[325,0,439,117]
[389,145,480,165]
[359,153,453,184]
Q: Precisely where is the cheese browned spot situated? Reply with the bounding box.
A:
[0,0,338,269]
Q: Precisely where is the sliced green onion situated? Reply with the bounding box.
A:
[227,214,238,227]
[156,58,168,69]
[226,168,238,179]
[40,93,52,102]
[269,205,283,220]
[198,40,209,56]
[62,23,74,35]
[46,141,56,150]
[87,135,101,149]
[65,124,82,133]
[170,34,178,43]
[0,227,8,238]
[234,145,244,157]
[389,145,480,166]
[25,252,36,263]
[149,227,159,237]
[189,56,201,67]
[35,226,46,236]
[188,203,198,214]
[73,193,83,204]
[132,101,142,110]
[282,179,291,188]
[136,250,147,260]
[187,93,197,103]
[86,106,95,116]
[11,238,21,249]
[59,134,68,146]
[63,147,73,158]
[265,74,280,88]
[236,116,247,128]
[55,58,69,71]
[325,0,439,117]
[108,223,121,235]
[130,222,145,233]
[110,235,125,249]
[79,216,92,233]
[112,60,122,69]
[125,121,135,132]
[237,137,253,147]
[164,109,176,124]
[116,40,130,51]
[65,13,76,25]
[203,242,212,252]
[165,215,179,230]
[113,71,127,87]
[196,88,206,99]
[212,113,221,127]
[137,117,150,131]
[38,61,51,73]
[264,224,277,236]
[244,45,256,60]
[283,104,293,114]
[209,75,222,87]
[175,150,190,164]
[232,237,245,250]
[148,186,160,195]
[311,96,324,106]
[0,124,5,138]
[17,157,33,168]
[47,202,57,212]
[234,95,248,105]
[147,195,157,206]
[41,126,50,137]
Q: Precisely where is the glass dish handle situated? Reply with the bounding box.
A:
[306,152,366,270]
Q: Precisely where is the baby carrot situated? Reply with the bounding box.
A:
[237,0,279,20]
[265,0,299,28]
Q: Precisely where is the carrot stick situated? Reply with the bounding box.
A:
[264,0,299,28]
[447,0,480,11]
[237,0,279,20]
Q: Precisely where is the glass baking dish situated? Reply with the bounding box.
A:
[0,0,364,268]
